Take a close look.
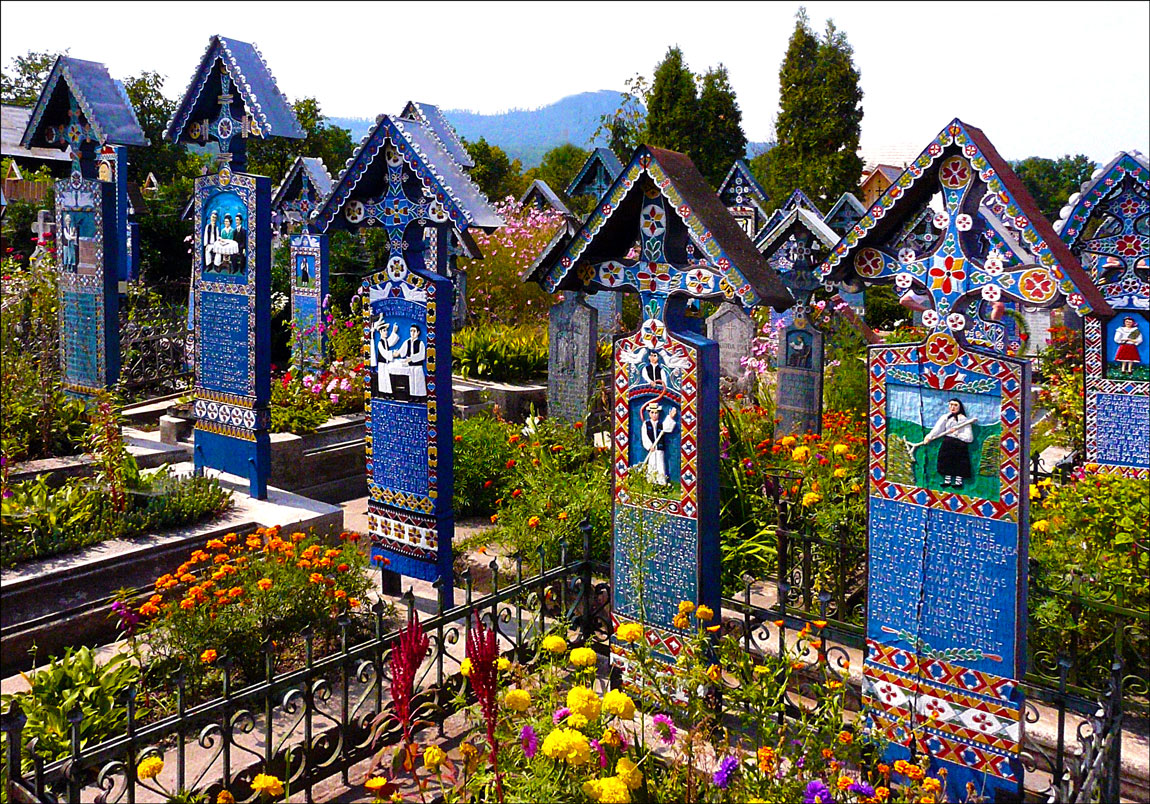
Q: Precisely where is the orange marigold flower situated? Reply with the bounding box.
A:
[822,748,834,759]
[213,554,229,564]
[334,590,347,600]
[337,563,349,572]
[349,598,360,608]
[200,649,218,664]
[309,572,324,584]
[491,514,499,524]
[838,730,853,744]
[206,538,226,550]
[180,598,196,610]
[297,559,311,569]
[179,573,196,583]
[257,578,273,591]
[228,587,243,598]
[139,602,159,616]
[292,532,306,543]
[527,516,541,528]
[511,488,523,498]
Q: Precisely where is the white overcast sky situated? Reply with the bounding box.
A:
[2,1,1147,164]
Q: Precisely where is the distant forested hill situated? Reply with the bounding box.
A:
[329,90,771,169]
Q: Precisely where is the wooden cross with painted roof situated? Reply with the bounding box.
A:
[818,119,1110,360]
[532,148,792,324]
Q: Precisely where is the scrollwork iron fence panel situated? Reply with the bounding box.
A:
[118,307,193,401]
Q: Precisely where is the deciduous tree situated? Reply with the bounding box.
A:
[1013,155,1095,223]
[1,50,61,106]
[696,64,747,188]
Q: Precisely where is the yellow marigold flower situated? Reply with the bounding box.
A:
[678,600,695,615]
[922,777,942,793]
[423,745,446,771]
[792,445,810,462]
[616,622,644,643]
[906,765,925,781]
[753,665,770,675]
[801,491,822,507]
[695,604,714,622]
[542,634,567,654]
[257,578,273,591]
[833,443,848,456]
[542,728,590,765]
[200,649,218,664]
[833,467,847,479]
[503,688,531,713]
[616,756,643,790]
[672,613,689,629]
[570,647,597,668]
[707,664,722,682]
[875,787,890,802]
[527,515,541,529]
[497,657,511,671]
[602,689,635,720]
[558,511,568,520]
[137,756,164,780]
[583,776,631,803]
[567,713,589,729]
[1032,519,1050,533]
[1029,485,1041,501]
[567,686,601,720]
[460,658,472,677]
[250,773,284,797]
[850,483,862,494]
[600,728,619,747]
[893,759,912,776]
[781,436,797,448]
[217,791,236,804]
[363,777,387,791]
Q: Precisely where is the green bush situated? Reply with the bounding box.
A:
[453,414,519,517]
[453,323,548,382]
[0,646,140,765]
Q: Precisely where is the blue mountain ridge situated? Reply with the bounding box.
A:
[328,90,770,169]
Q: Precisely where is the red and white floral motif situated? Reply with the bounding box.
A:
[981,285,1002,302]
[939,157,971,188]
[933,211,950,230]
[855,248,885,278]
[922,309,941,328]
[929,255,966,294]
[955,214,973,231]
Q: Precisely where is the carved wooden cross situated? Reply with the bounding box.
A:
[45,97,98,171]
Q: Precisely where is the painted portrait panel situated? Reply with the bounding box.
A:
[201,189,250,282]
[1105,311,1149,381]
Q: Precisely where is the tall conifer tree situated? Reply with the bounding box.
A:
[751,8,864,210]
[696,65,748,188]
[645,46,700,157]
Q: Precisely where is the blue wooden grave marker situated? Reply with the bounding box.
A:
[312,111,501,605]
[21,56,148,398]
[166,34,305,499]
[289,233,329,368]
[272,155,333,237]
[1056,151,1150,479]
[528,146,792,685]
[818,119,1111,802]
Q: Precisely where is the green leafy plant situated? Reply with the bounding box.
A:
[454,324,549,383]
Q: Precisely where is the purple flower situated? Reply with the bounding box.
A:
[520,725,537,758]
[590,739,607,768]
[803,779,834,804]
[652,713,677,745]
[712,755,739,789]
[848,782,875,798]
[552,707,571,724]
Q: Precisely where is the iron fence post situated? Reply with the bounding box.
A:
[581,517,594,642]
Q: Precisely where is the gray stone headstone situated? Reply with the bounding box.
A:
[776,323,823,436]
[29,210,55,267]
[585,291,621,341]
[705,304,755,381]
[1022,306,1053,355]
[548,293,597,424]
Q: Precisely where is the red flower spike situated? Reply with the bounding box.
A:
[390,614,430,744]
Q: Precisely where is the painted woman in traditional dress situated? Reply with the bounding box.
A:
[913,398,975,489]
[1114,316,1144,374]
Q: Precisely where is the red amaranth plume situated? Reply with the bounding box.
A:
[390,614,429,743]
[466,612,503,801]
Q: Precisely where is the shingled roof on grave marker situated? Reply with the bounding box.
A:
[818,118,1111,318]
[529,145,793,312]
[757,205,840,259]
[824,191,867,235]
[1054,150,1149,309]
[399,101,474,169]
[754,187,823,246]
[717,159,770,214]
[21,56,147,150]
[520,178,575,218]
[565,147,624,198]
[165,35,305,143]
[311,113,502,235]
[271,155,333,213]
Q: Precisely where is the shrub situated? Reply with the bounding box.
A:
[454,324,549,382]
[140,528,371,684]
[453,415,519,518]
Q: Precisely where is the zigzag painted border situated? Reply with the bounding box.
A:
[867,710,1020,784]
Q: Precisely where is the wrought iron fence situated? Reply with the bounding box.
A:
[118,306,193,402]
[1,529,1137,803]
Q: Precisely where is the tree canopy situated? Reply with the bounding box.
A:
[1013,154,1095,224]
[523,143,589,200]
[463,137,526,203]
[751,8,864,210]
[696,65,748,188]
[1,50,60,106]
[247,97,353,186]
[645,46,700,158]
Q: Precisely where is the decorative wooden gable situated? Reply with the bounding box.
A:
[271,155,333,229]
[566,147,624,200]
[533,145,792,313]
[311,113,501,239]
[165,35,304,157]
[824,192,867,236]
[520,178,574,218]
[754,187,823,246]
[21,56,147,159]
[717,159,769,235]
[1055,151,1149,311]
[818,118,1111,339]
[757,206,840,299]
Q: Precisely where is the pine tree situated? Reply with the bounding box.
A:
[645,46,700,157]
[752,9,863,210]
[696,65,748,188]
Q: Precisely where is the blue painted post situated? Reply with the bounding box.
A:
[290,233,329,369]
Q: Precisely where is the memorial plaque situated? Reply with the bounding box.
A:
[55,176,120,396]
[776,323,823,436]
[290,233,329,368]
[548,293,597,424]
[1056,151,1149,479]
[364,263,454,585]
[192,169,272,499]
[865,338,1029,800]
[705,303,755,381]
